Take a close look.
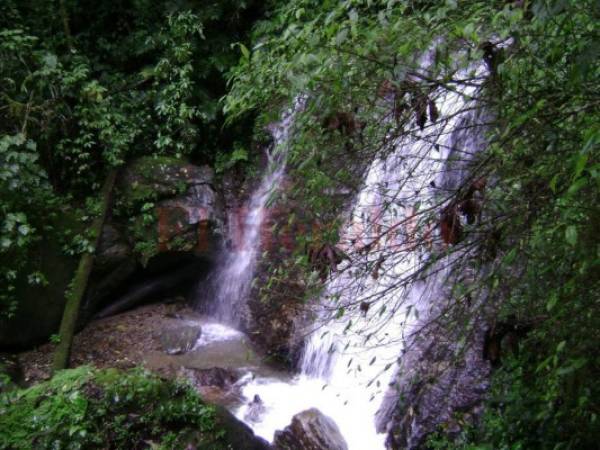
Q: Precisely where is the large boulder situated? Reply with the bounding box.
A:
[85,156,225,318]
[213,405,272,450]
[117,156,224,263]
[273,408,348,450]
[0,212,80,350]
[1,157,226,351]
[158,325,202,355]
[183,367,244,408]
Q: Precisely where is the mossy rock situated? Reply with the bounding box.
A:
[0,366,269,450]
[114,156,223,265]
[0,211,82,350]
[119,156,214,210]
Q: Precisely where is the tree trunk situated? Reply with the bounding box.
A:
[52,169,118,372]
[58,0,74,51]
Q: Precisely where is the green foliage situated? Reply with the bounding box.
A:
[215,145,250,173]
[0,0,264,315]
[225,0,599,447]
[0,366,222,450]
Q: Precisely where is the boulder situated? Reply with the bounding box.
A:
[244,394,267,423]
[86,156,225,318]
[118,156,224,262]
[157,325,202,355]
[0,158,225,350]
[0,213,80,350]
[213,405,272,450]
[184,367,241,388]
[182,367,243,406]
[273,408,348,450]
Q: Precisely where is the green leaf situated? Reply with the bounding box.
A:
[573,153,588,179]
[239,43,250,60]
[565,225,578,246]
[546,292,558,311]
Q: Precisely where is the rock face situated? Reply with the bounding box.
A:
[375,267,491,449]
[86,156,225,318]
[273,408,348,450]
[116,156,224,261]
[245,198,310,365]
[0,213,80,350]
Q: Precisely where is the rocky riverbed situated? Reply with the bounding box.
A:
[18,299,278,388]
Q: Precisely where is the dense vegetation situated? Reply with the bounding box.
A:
[0,366,226,449]
[1,0,598,448]
[0,0,264,314]
[224,0,599,448]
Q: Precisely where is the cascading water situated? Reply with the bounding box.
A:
[234,58,488,449]
[207,107,298,327]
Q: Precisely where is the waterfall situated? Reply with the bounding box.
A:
[207,106,298,327]
[236,58,488,449]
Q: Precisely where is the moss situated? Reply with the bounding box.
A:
[120,156,192,211]
[0,366,229,450]
[130,215,159,266]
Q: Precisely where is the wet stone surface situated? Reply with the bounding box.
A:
[17,301,291,415]
[157,324,202,355]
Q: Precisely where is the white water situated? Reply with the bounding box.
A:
[209,105,298,327]
[193,46,487,446]
[232,61,487,448]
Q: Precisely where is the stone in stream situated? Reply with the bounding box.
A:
[273,408,348,450]
[182,367,244,406]
[185,367,241,389]
[244,394,267,423]
[214,405,273,450]
[158,325,202,355]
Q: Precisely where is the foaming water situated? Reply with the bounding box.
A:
[193,322,244,347]
[233,59,487,448]
[207,104,300,327]
[237,374,387,448]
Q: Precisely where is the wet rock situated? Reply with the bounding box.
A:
[244,394,267,423]
[182,367,244,406]
[158,325,202,355]
[273,408,348,450]
[185,367,240,389]
[246,276,305,366]
[375,273,491,449]
[95,224,133,272]
[214,405,272,450]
